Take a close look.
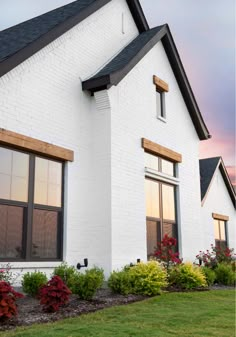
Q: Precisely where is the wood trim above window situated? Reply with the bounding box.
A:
[142,138,182,163]
[153,75,169,92]
[0,128,74,162]
[212,213,229,221]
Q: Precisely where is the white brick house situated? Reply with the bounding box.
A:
[0,0,235,278]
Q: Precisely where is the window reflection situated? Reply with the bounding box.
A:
[146,220,160,257]
[214,219,220,240]
[214,219,226,241]
[161,159,174,176]
[145,153,159,171]
[219,221,226,240]
[0,205,23,258]
[0,148,29,202]
[34,158,62,207]
[162,184,175,221]
[32,209,58,258]
[145,179,160,218]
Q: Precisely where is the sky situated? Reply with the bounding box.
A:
[0,0,235,185]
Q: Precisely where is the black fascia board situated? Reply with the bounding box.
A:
[82,25,167,91]
[162,25,210,140]
[219,160,236,208]
[0,0,112,78]
[126,0,149,33]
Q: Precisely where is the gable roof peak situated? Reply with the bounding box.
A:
[200,157,236,208]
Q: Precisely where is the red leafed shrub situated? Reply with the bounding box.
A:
[153,235,182,268]
[39,276,71,312]
[0,281,24,320]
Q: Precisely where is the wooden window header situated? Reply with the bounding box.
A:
[0,128,74,162]
[142,138,182,163]
[212,213,229,221]
[153,75,169,93]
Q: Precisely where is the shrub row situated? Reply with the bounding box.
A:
[0,238,235,320]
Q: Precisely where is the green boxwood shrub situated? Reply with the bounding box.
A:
[108,270,133,295]
[73,267,104,300]
[53,263,79,293]
[215,263,236,286]
[169,262,207,289]
[201,266,216,286]
[108,261,168,296]
[22,271,47,297]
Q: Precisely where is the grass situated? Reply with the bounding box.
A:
[0,290,235,337]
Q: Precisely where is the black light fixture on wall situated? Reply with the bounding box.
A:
[77,258,88,270]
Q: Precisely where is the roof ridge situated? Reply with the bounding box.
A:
[0,0,78,34]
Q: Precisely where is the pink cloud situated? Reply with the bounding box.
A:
[226,166,236,186]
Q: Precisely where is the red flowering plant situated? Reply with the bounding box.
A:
[196,244,235,269]
[0,281,24,321]
[39,275,71,312]
[153,235,182,269]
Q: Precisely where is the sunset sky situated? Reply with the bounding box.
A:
[0,0,235,185]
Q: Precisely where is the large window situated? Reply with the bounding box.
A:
[144,152,177,257]
[145,178,177,257]
[0,147,63,261]
[214,219,227,249]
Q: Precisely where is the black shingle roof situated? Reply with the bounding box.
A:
[199,157,221,200]
[86,26,164,81]
[0,0,97,62]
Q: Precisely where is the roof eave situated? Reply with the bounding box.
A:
[82,25,167,92]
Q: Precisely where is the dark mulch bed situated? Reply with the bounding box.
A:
[0,285,234,331]
[0,288,147,331]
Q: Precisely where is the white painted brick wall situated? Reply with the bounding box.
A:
[0,0,138,280]
[201,167,236,251]
[108,41,204,270]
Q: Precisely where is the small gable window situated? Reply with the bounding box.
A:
[153,75,169,120]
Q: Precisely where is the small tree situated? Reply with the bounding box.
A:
[153,235,182,268]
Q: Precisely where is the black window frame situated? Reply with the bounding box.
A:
[0,145,64,262]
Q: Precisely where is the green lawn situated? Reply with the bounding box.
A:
[0,290,235,337]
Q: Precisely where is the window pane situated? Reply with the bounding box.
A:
[146,220,160,257]
[219,221,226,240]
[156,92,161,117]
[34,158,62,207]
[145,179,160,218]
[161,158,174,176]
[0,205,23,258]
[32,209,59,259]
[145,153,159,171]
[214,220,220,240]
[162,184,175,221]
[163,222,177,238]
[0,147,29,202]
